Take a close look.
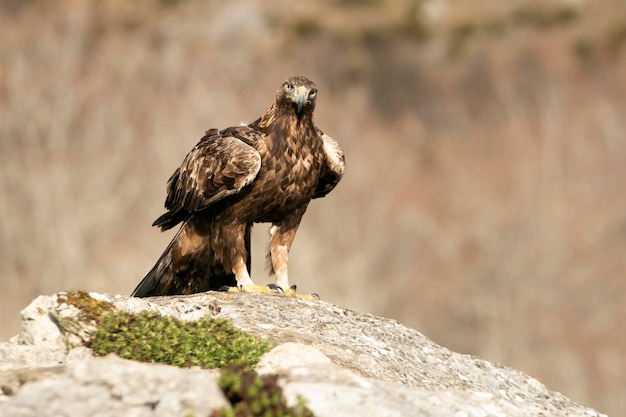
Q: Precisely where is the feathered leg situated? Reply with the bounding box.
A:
[225,222,275,294]
[267,212,318,300]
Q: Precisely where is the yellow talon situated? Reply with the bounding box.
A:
[226,283,319,300]
[281,285,320,301]
[227,284,274,294]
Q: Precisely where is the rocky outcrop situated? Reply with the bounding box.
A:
[0,292,607,417]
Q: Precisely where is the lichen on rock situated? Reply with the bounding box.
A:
[52,290,115,348]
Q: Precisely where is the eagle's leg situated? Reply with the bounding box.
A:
[227,224,273,294]
[269,224,291,291]
[232,257,254,287]
[228,257,274,294]
[268,216,317,300]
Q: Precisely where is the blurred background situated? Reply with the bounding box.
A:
[1,0,625,414]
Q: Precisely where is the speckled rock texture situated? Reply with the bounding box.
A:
[0,292,607,417]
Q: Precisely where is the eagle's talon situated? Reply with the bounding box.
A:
[223,284,275,294]
[288,291,319,301]
[267,283,284,293]
[221,282,319,300]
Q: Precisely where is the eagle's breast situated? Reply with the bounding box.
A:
[242,123,322,221]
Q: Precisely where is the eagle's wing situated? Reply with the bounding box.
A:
[154,131,262,229]
[313,130,345,199]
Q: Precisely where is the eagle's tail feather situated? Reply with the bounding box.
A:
[131,259,161,297]
[131,231,174,297]
[131,222,245,298]
[131,229,180,297]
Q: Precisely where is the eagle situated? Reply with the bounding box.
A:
[131,76,345,299]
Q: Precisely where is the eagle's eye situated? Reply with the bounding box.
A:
[308,89,317,99]
[284,82,294,92]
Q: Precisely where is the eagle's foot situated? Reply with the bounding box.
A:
[268,284,320,301]
[226,284,274,294]
[219,283,319,300]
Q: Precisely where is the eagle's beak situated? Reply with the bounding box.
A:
[293,86,308,113]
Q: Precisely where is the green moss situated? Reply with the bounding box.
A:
[211,365,314,417]
[56,291,272,372]
[90,311,270,371]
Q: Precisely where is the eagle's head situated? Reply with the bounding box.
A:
[276,76,318,115]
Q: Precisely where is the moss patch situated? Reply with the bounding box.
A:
[212,365,314,417]
[90,311,270,371]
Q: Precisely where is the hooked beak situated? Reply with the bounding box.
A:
[292,86,309,113]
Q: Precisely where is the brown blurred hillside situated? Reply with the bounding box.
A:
[1,0,625,414]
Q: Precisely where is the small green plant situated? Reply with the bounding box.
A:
[211,365,314,417]
[90,311,270,371]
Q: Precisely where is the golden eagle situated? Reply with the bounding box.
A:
[131,76,344,298]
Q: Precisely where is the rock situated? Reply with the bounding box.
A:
[1,355,227,417]
[280,363,525,417]
[0,365,65,397]
[0,344,66,372]
[16,295,67,350]
[0,292,607,417]
[255,342,332,375]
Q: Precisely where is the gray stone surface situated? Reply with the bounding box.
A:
[0,292,607,417]
[0,343,66,372]
[281,363,526,417]
[255,342,332,375]
[1,355,227,417]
